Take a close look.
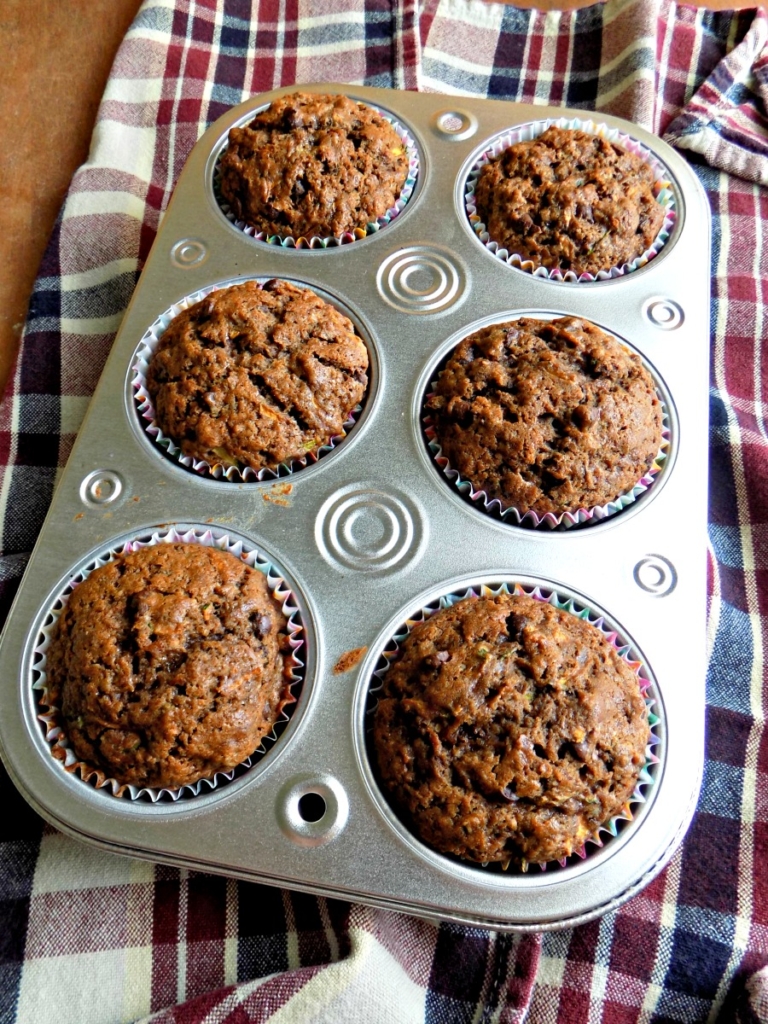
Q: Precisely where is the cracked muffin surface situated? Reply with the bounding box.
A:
[372,593,650,866]
[426,315,663,516]
[146,279,369,472]
[473,126,666,276]
[46,543,290,789]
[219,91,410,238]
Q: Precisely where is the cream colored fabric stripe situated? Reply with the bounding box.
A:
[638,850,684,1020]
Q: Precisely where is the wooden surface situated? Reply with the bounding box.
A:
[0,0,757,396]
[0,0,143,392]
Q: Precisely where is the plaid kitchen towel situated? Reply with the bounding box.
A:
[663,7,768,185]
[0,1,766,1022]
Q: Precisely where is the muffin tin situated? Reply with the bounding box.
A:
[0,85,709,930]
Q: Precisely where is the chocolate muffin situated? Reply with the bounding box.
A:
[45,543,291,790]
[426,316,663,517]
[373,593,650,866]
[219,92,410,239]
[473,126,666,276]
[146,279,369,472]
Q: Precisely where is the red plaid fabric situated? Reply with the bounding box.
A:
[0,1,765,1022]
[664,8,768,184]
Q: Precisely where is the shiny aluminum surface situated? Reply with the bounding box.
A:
[0,85,709,930]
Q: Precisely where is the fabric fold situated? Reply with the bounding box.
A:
[133,909,541,1024]
[663,7,768,184]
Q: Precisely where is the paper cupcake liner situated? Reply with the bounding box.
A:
[213,103,419,248]
[132,280,365,482]
[366,581,661,875]
[423,411,670,530]
[422,353,671,530]
[465,117,677,283]
[33,526,306,803]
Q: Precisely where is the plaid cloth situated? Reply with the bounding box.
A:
[0,1,766,1021]
[663,7,768,184]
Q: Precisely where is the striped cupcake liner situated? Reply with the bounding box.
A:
[465,117,677,283]
[213,102,419,248]
[366,580,661,875]
[132,280,365,482]
[33,526,306,803]
[423,410,670,530]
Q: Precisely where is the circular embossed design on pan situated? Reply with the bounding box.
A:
[644,298,684,331]
[79,470,124,507]
[170,238,208,268]
[377,246,466,315]
[315,484,426,575]
[633,555,678,596]
[431,109,478,142]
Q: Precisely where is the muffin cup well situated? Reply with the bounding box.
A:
[365,581,660,874]
[421,326,671,531]
[132,280,366,482]
[465,117,676,283]
[214,102,419,249]
[33,526,305,802]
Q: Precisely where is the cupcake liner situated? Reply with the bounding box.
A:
[214,102,419,248]
[423,409,670,530]
[33,526,306,803]
[422,338,671,530]
[366,581,661,875]
[465,117,677,283]
[132,280,364,482]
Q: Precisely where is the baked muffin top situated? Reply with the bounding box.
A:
[146,279,369,473]
[373,593,650,866]
[473,126,666,276]
[426,315,663,516]
[219,92,410,239]
[46,543,290,790]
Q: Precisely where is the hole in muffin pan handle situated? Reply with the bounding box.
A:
[276,774,349,847]
[298,792,327,822]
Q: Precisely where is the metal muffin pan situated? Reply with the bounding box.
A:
[0,85,709,930]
